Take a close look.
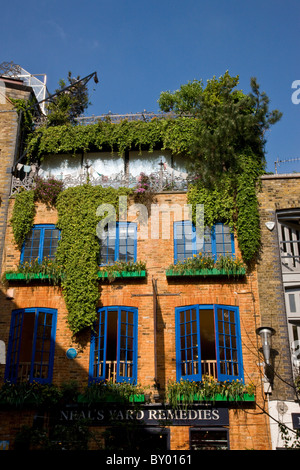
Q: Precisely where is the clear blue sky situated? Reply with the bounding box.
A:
[1,0,300,173]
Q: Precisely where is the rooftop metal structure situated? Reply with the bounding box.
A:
[0,62,49,114]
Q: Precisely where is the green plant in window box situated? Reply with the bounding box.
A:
[215,254,246,275]
[79,380,147,405]
[167,253,246,277]
[166,376,255,409]
[0,382,63,408]
[4,257,64,285]
[98,260,146,282]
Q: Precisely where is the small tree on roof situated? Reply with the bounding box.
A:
[46,71,90,126]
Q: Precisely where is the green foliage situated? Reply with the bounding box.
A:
[278,423,300,449]
[8,257,64,285]
[0,381,62,408]
[10,190,35,249]
[235,154,262,262]
[187,152,264,263]
[166,376,255,409]
[10,184,133,334]
[98,260,146,282]
[10,177,63,250]
[25,116,198,161]
[167,253,245,275]
[33,176,64,207]
[11,98,35,149]
[158,71,282,181]
[188,173,235,228]
[81,380,146,404]
[158,79,204,116]
[14,421,94,451]
[46,71,90,126]
[55,184,132,334]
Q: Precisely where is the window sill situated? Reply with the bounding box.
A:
[97,270,146,279]
[166,268,246,277]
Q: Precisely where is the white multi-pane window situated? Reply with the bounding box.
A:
[285,287,300,373]
[278,211,300,274]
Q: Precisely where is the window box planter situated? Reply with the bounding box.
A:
[5,270,147,282]
[5,272,51,281]
[77,393,145,404]
[97,270,146,279]
[166,268,246,277]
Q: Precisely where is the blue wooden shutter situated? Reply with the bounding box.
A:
[175,305,201,381]
[89,307,107,382]
[116,307,137,383]
[5,309,24,382]
[30,308,57,384]
[214,305,244,382]
[5,308,57,384]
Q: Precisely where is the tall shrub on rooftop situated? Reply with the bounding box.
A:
[159,71,282,262]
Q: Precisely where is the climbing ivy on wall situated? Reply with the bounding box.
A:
[10,190,35,249]
[54,184,132,334]
[25,117,198,161]
[187,152,263,263]
[11,108,265,333]
[10,184,132,334]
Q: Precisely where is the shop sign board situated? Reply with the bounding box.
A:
[56,405,229,427]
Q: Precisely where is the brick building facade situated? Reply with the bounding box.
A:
[0,71,295,451]
[0,188,272,450]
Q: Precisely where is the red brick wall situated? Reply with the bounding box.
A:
[0,193,272,450]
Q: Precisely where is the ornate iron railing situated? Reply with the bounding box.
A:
[10,166,191,195]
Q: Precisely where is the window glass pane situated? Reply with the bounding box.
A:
[190,430,229,450]
[91,307,136,383]
[33,230,41,239]
[99,223,136,265]
[289,294,296,313]
[216,307,240,379]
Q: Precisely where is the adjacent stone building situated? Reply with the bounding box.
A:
[257,174,300,449]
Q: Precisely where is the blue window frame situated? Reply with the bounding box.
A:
[5,308,57,384]
[89,306,138,384]
[99,222,137,265]
[20,224,60,264]
[175,304,244,382]
[173,221,234,263]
